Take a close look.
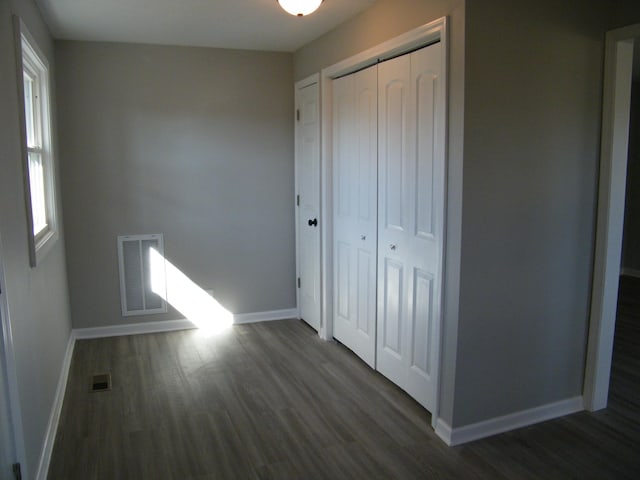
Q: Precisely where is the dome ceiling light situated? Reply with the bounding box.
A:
[277,0,324,17]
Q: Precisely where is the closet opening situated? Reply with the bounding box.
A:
[318,17,449,428]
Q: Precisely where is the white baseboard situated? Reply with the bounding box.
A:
[233,308,298,324]
[434,417,453,444]
[621,267,640,278]
[434,396,584,446]
[73,308,300,339]
[73,318,195,339]
[35,333,76,480]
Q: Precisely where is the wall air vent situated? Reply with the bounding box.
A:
[117,234,167,316]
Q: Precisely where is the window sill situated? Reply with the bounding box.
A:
[31,228,58,267]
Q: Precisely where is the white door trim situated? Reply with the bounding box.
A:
[0,234,26,476]
[319,16,449,426]
[583,23,640,411]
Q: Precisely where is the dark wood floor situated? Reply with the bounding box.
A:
[48,280,640,479]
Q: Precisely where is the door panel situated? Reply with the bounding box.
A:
[377,43,443,411]
[357,88,376,222]
[382,258,403,358]
[377,53,411,388]
[333,65,378,368]
[404,43,444,410]
[296,81,321,331]
[336,241,350,320]
[411,268,433,376]
[333,73,355,341]
[356,249,374,335]
[336,93,353,219]
[415,70,437,239]
[383,77,408,233]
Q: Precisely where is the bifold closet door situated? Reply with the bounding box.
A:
[377,42,444,411]
[333,65,378,368]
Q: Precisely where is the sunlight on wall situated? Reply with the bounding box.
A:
[149,248,233,336]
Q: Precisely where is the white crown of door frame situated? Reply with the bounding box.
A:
[583,22,640,411]
[318,16,450,428]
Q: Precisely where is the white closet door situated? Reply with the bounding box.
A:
[377,52,411,392]
[377,42,444,411]
[333,65,378,367]
[296,81,321,331]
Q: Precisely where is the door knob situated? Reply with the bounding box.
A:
[308,218,318,227]
[390,244,397,251]
[361,235,366,241]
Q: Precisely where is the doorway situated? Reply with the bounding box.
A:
[332,42,445,412]
[295,74,322,332]
[0,235,23,478]
[584,23,640,411]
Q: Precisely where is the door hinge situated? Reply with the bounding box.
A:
[296,109,300,122]
[297,277,301,288]
[296,194,300,206]
[13,463,21,480]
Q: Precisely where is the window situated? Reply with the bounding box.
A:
[18,23,58,266]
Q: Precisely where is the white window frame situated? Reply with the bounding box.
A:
[15,18,58,267]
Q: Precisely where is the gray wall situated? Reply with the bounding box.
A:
[609,0,640,30]
[295,0,611,430]
[454,0,606,427]
[622,80,640,273]
[56,41,295,329]
[294,0,466,426]
[294,0,465,81]
[0,0,72,477]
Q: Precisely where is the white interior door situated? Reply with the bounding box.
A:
[296,79,322,331]
[332,65,378,367]
[377,43,444,411]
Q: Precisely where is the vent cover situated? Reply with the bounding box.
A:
[90,373,112,392]
[117,234,167,316]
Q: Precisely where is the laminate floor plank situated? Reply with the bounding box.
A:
[49,279,640,479]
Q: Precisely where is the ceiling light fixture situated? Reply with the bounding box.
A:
[278,0,324,17]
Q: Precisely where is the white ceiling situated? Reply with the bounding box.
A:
[36,0,377,52]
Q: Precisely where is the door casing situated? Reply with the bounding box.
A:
[584,22,640,411]
[0,233,26,478]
